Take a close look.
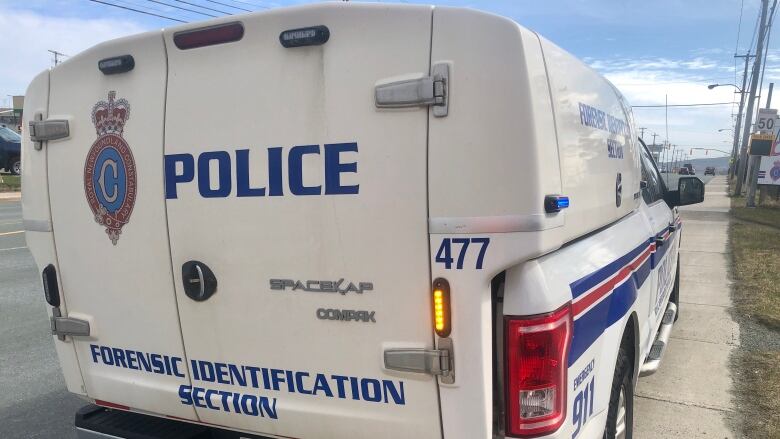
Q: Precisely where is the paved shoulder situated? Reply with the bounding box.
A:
[634,176,737,438]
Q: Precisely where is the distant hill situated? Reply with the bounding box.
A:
[661,156,730,171]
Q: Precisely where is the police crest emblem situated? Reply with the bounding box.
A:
[84,91,136,245]
[771,160,780,182]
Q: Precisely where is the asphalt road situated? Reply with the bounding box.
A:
[0,199,84,439]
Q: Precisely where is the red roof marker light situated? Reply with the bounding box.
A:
[174,22,244,50]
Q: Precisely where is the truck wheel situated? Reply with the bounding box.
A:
[10,158,20,175]
[603,346,633,439]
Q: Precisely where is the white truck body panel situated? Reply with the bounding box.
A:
[163,4,441,437]
[21,4,684,439]
[42,31,198,419]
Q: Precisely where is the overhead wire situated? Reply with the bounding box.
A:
[146,0,217,17]
[733,0,745,117]
[748,9,761,52]
[202,0,252,12]
[735,0,745,54]
[87,0,186,22]
[632,102,737,108]
[219,0,268,7]
[173,0,232,15]
[757,0,778,108]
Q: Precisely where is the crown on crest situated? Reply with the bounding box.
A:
[91,91,130,136]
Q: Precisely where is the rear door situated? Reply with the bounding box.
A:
[163,4,442,438]
[46,32,196,419]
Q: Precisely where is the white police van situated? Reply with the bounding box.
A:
[21,3,704,439]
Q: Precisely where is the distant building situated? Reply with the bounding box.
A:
[647,143,664,163]
[0,95,24,132]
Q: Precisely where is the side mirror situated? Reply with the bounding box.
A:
[665,176,705,207]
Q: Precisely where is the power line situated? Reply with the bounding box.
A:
[147,0,217,17]
[614,77,738,86]
[87,0,186,22]
[221,0,269,9]
[757,0,778,107]
[202,0,252,12]
[173,0,231,15]
[748,8,761,51]
[735,0,745,54]
[632,102,737,108]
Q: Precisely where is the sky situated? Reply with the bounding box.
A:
[3,0,779,159]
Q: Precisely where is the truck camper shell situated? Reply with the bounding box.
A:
[22,4,653,439]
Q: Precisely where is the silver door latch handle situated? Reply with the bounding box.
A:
[51,308,90,340]
[29,119,70,143]
[384,338,454,384]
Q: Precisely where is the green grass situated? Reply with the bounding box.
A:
[730,195,780,438]
[0,174,20,192]
[731,193,780,229]
[731,216,780,329]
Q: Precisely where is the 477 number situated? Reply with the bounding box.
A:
[435,238,490,270]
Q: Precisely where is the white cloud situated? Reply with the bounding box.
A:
[585,55,744,157]
[1,8,146,99]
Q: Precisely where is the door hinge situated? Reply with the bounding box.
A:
[383,337,454,384]
[29,116,69,147]
[375,63,449,117]
[51,308,90,341]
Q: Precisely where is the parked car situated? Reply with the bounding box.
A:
[0,126,21,175]
[704,166,716,176]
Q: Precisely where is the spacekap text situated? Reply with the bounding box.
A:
[89,344,405,420]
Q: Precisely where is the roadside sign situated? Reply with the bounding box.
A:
[750,133,774,156]
[757,156,780,185]
[756,108,778,134]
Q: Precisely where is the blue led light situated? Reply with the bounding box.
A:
[544,195,570,213]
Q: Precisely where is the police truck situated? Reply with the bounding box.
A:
[22,3,705,439]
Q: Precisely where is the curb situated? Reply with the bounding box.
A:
[0,192,21,201]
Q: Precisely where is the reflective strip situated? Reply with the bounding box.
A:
[429,213,564,234]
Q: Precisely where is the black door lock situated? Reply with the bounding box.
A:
[182,261,217,302]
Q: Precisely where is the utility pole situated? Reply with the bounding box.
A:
[730,53,753,180]
[735,0,770,196]
[747,82,773,206]
[48,50,67,67]
[639,127,647,139]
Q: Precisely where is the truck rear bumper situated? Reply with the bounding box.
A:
[75,405,271,439]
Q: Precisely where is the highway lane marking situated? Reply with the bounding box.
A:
[0,220,22,226]
[0,246,27,252]
[0,230,23,237]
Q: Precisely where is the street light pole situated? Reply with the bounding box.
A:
[732,54,751,180]
[709,56,752,180]
[735,0,770,195]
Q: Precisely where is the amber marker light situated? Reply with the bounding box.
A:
[432,278,451,337]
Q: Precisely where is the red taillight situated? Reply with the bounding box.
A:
[505,304,572,437]
[173,22,244,50]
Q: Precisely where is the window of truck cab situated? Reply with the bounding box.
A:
[638,138,666,204]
